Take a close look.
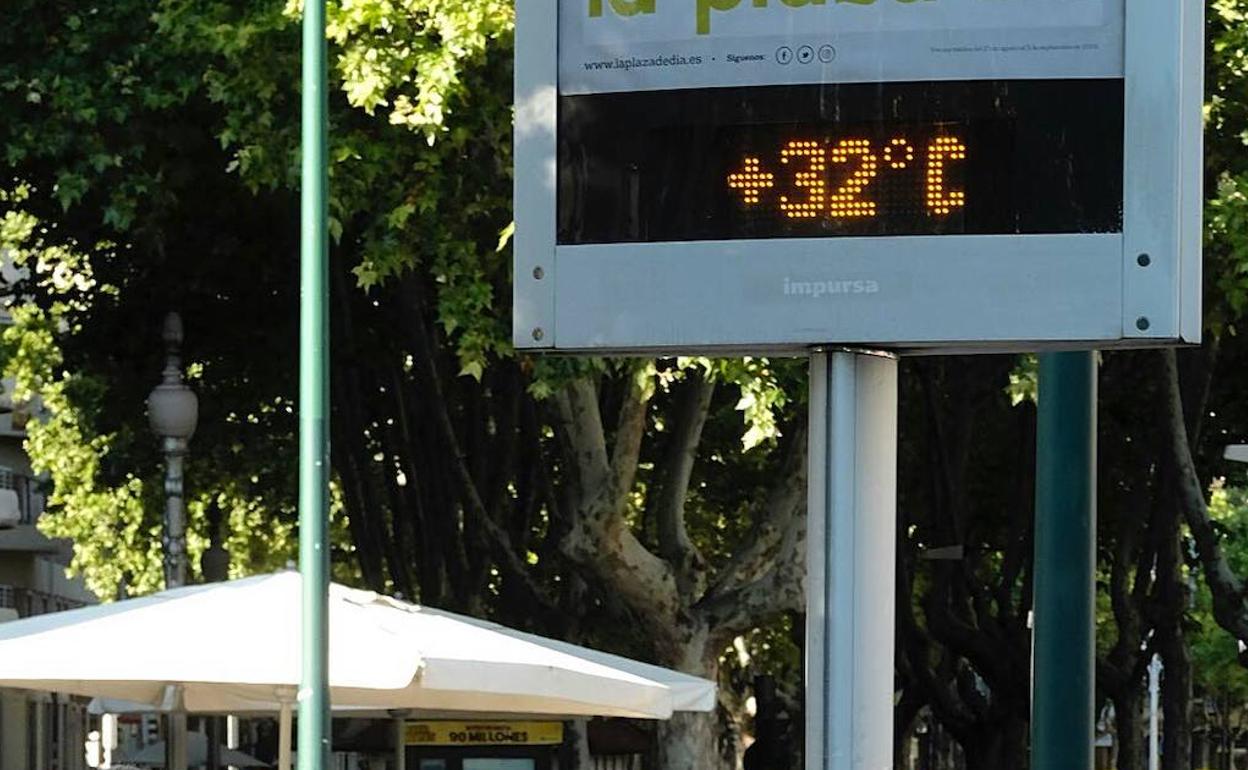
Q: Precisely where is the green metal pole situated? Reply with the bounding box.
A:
[1031,351,1096,770]
[299,0,330,767]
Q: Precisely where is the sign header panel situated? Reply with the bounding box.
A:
[560,0,1124,94]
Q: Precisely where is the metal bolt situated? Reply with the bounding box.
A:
[1136,317,1151,331]
[532,327,545,342]
[532,266,545,280]
[1137,253,1151,267]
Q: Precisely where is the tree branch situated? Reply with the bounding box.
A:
[703,426,807,602]
[1160,347,1248,646]
[553,378,611,501]
[400,274,557,619]
[649,373,714,590]
[922,565,1015,694]
[896,536,976,738]
[553,374,684,646]
[609,373,650,509]
[700,502,806,645]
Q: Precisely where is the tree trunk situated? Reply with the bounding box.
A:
[1153,363,1194,770]
[1159,622,1193,770]
[1115,690,1144,770]
[549,377,808,768]
[1218,712,1231,770]
[1191,723,1207,770]
[1156,493,1192,770]
[658,712,722,770]
[958,718,1027,770]
[648,635,729,770]
[566,720,593,770]
[893,692,922,770]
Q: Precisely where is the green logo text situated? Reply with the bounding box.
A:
[589,0,934,36]
[588,0,657,17]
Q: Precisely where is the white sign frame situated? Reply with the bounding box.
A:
[513,0,1203,354]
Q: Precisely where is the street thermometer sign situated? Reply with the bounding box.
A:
[514,0,1203,354]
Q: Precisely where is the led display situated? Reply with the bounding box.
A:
[557,79,1124,244]
[726,134,968,223]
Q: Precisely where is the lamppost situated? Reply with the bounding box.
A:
[147,311,199,770]
[202,503,229,770]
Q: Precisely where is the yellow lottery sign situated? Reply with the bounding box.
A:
[404,722,564,747]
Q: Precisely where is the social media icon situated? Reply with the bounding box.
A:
[819,45,837,63]
[797,45,815,64]
[776,46,794,65]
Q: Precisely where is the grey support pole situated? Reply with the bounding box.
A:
[806,350,898,770]
[1031,351,1096,770]
[391,712,408,770]
[165,688,188,770]
[227,715,241,770]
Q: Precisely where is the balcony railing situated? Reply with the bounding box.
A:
[0,583,86,618]
[14,472,46,525]
[0,467,47,526]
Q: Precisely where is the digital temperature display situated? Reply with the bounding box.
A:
[726,134,968,223]
[558,80,1124,244]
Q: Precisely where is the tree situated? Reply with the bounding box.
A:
[14,2,1248,769]
[0,2,812,766]
[893,355,1036,770]
[1190,484,1248,770]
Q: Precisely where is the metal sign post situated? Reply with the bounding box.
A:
[806,351,898,770]
[299,0,332,768]
[1031,352,1097,770]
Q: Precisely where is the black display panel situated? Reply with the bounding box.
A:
[558,80,1124,245]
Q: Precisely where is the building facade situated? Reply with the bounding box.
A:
[0,384,97,770]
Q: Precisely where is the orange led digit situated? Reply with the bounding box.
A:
[727,157,775,205]
[778,140,827,219]
[829,139,879,219]
[883,138,915,170]
[926,136,968,216]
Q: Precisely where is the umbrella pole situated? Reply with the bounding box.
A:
[166,712,189,770]
[164,684,189,770]
[392,712,407,770]
[279,701,294,770]
[227,715,241,770]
